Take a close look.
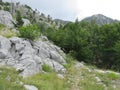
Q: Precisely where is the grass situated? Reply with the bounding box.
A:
[42,64,53,72]
[0,24,5,28]
[0,28,17,38]
[23,73,69,90]
[0,55,120,90]
[0,66,25,90]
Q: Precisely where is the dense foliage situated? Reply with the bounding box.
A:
[45,21,120,71]
[19,25,41,40]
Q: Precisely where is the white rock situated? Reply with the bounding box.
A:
[0,10,15,28]
[0,36,66,77]
[22,18,31,26]
[95,69,106,73]
[57,74,64,79]
[24,85,38,90]
[95,77,101,82]
[75,62,85,68]
[0,49,8,59]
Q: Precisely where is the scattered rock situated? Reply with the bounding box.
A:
[95,69,120,75]
[24,85,38,90]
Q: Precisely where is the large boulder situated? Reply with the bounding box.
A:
[0,36,66,77]
[0,10,15,28]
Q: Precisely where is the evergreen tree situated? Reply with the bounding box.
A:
[16,11,23,27]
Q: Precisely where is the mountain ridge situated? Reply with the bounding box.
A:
[81,14,119,25]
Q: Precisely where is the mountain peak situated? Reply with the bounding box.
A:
[82,14,119,25]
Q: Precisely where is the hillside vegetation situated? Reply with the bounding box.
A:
[46,21,120,71]
[0,1,120,90]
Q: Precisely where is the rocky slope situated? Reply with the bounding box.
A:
[0,35,66,77]
[0,1,57,29]
[0,2,67,78]
[66,62,120,90]
[82,14,119,25]
[0,10,15,28]
[0,10,31,28]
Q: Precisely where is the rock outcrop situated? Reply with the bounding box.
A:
[0,36,66,77]
[22,18,31,26]
[0,10,15,28]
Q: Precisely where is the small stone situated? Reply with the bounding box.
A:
[95,77,101,82]
[6,75,11,81]
[57,74,64,79]
[112,85,116,89]
[24,85,38,90]
[19,82,24,86]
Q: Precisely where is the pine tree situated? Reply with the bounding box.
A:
[16,11,23,27]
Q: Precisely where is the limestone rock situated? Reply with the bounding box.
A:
[0,36,66,77]
[57,74,64,79]
[22,18,31,26]
[24,85,38,90]
[0,10,15,28]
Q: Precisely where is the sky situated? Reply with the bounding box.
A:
[3,0,120,21]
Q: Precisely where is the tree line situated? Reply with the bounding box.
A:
[45,21,120,71]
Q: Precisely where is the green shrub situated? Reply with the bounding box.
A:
[0,24,5,29]
[107,72,120,80]
[42,64,53,72]
[4,6,9,11]
[19,25,41,40]
[0,6,2,10]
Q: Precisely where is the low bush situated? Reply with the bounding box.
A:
[19,25,41,40]
[42,64,53,72]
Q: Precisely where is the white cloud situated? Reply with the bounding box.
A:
[3,0,120,21]
[76,0,120,20]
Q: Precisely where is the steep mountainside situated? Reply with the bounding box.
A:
[82,14,119,25]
